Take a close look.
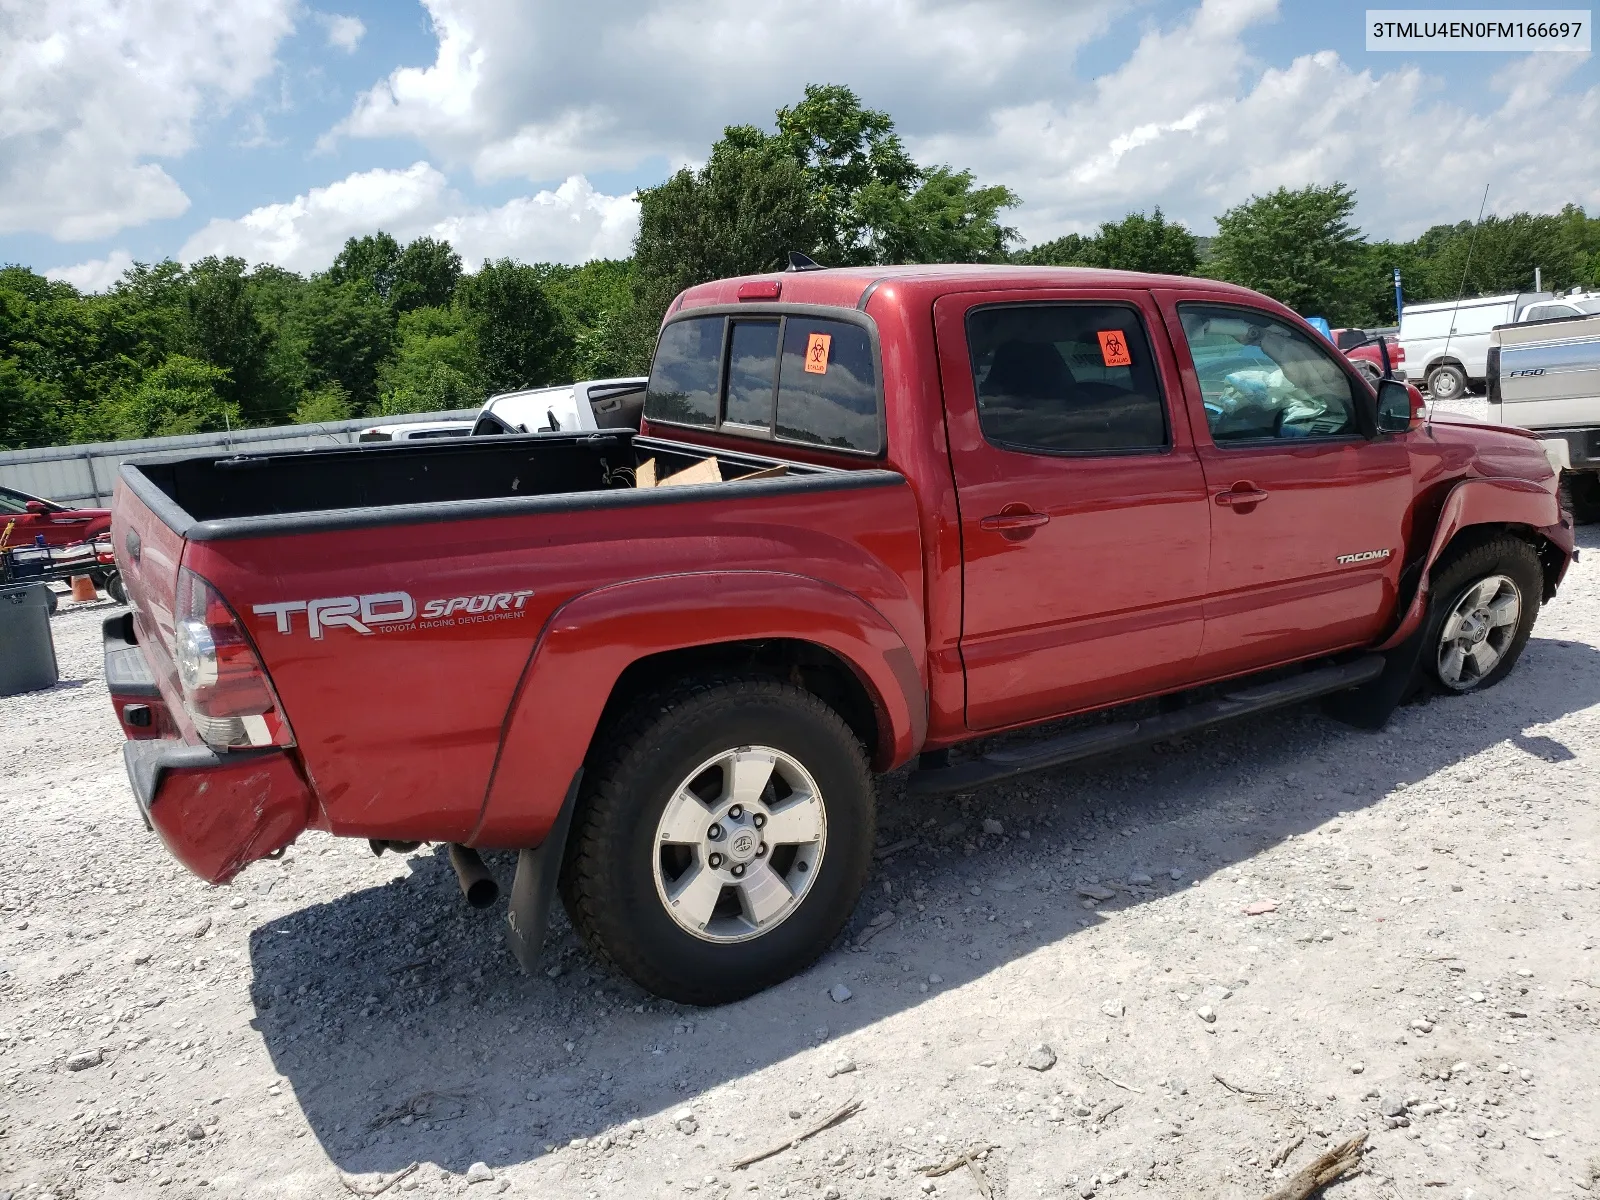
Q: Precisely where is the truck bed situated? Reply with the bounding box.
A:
[121,432,844,539]
[110,428,925,858]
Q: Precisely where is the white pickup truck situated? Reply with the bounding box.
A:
[1487,311,1600,520]
[470,376,647,436]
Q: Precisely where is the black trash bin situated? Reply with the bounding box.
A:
[0,583,59,696]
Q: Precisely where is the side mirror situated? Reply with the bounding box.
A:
[24,500,48,515]
[1376,379,1424,433]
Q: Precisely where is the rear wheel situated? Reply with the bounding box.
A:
[105,572,128,605]
[1354,360,1383,387]
[1422,537,1542,694]
[560,676,875,1005]
[1426,363,1467,402]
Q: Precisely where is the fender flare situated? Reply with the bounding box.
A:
[470,570,927,846]
[1377,475,1563,651]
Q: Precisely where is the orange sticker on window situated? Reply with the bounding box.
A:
[1096,329,1133,367]
[804,332,832,374]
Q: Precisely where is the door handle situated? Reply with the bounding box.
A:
[980,510,1051,532]
[1215,486,1268,507]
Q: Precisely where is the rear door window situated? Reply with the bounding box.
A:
[965,304,1168,453]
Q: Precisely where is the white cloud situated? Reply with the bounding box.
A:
[330,0,1124,183]
[326,0,1599,244]
[319,13,365,53]
[178,163,637,273]
[913,0,1600,241]
[44,249,134,293]
[0,0,296,241]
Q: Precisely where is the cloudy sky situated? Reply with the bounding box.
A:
[3,0,1596,291]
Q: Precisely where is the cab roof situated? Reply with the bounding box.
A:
[673,263,1272,315]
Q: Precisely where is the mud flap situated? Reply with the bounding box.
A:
[505,770,583,974]
[1321,629,1428,731]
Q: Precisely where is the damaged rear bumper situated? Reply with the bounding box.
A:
[123,739,313,884]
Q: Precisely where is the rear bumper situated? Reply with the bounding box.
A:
[122,739,313,884]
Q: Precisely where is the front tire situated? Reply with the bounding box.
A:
[1422,536,1542,694]
[1426,363,1467,402]
[560,676,875,1005]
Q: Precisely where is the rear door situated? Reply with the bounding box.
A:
[935,288,1211,731]
[1157,293,1413,678]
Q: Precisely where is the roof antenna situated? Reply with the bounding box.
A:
[1429,182,1490,426]
[786,251,824,272]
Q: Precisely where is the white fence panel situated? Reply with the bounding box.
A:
[0,411,477,506]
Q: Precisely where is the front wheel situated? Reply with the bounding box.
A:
[1426,363,1467,402]
[560,676,875,1005]
[1422,536,1542,694]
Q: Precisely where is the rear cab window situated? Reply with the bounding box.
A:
[645,311,883,455]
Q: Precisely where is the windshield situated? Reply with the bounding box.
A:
[0,485,53,515]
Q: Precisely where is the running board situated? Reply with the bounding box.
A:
[906,655,1386,798]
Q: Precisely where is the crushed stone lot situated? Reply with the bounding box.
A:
[3,533,1598,1198]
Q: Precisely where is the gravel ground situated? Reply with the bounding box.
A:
[2,516,1597,1200]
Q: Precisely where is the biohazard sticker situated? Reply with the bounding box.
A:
[1096,329,1133,367]
[804,332,832,374]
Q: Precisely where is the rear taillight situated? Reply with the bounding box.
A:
[173,569,294,750]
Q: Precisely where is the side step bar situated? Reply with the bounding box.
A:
[906,654,1386,797]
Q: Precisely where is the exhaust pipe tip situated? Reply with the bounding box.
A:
[448,844,500,909]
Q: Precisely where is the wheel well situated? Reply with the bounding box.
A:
[594,639,884,766]
[1426,357,1465,377]
[1433,523,1564,602]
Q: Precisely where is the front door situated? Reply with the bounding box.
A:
[936,290,1212,731]
[1158,294,1413,678]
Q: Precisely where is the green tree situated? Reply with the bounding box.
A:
[455,260,571,394]
[1017,208,1197,275]
[100,354,238,439]
[1209,182,1365,318]
[1409,211,1585,300]
[327,232,403,300]
[186,256,280,421]
[291,277,395,414]
[629,83,1018,348]
[392,237,462,312]
[377,305,483,414]
[292,382,355,424]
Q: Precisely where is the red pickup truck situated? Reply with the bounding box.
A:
[106,264,1574,1005]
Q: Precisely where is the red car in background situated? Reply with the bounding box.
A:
[1331,327,1405,386]
[0,484,112,549]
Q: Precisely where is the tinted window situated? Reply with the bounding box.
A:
[724,320,779,428]
[1336,328,1367,350]
[965,304,1167,453]
[776,319,880,453]
[645,316,724,428]
[1179,305,1360,442]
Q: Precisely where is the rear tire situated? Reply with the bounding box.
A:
[560,675,875,1005]
[1354,360,1383,387]
[1421,536,1542,694]
[1426,363,1467,402]
[105,572,128,605]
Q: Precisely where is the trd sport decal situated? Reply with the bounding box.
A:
[1335,549,1392,565]
[252,589,536,639]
